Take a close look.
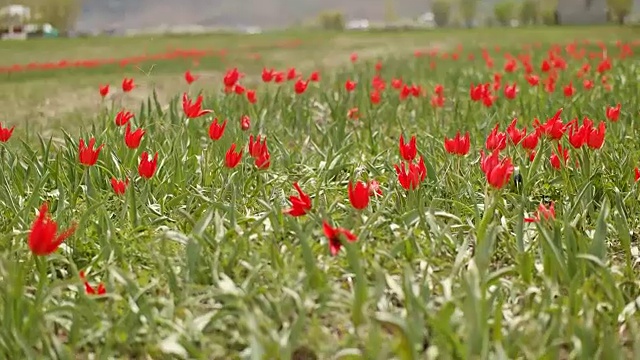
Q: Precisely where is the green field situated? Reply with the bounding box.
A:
[2,26,640,359]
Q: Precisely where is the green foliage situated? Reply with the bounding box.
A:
[520,0,540,25]
[317,11,345,30]
[432,0,452,27]
[494,0,517,26]
[607,0,633,24]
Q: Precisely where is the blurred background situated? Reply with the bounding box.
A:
[0,0,638,39]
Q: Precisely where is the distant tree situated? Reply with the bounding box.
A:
[494,0,516,26]
[459,0,478,27]
[318,11,345,30]
[432,0,451,27]
[17,0,83,33]
[519,0,539,25]
[607,0,633,24]
[540,0,559,25]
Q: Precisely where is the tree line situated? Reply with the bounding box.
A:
[0,0,82,33]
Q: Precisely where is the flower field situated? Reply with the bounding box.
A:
[2,29,640,359]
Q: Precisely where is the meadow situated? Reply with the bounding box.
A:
[1,26,640,359]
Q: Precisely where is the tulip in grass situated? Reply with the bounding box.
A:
[80,271,106,295]
[78,138,103,166]
[550,144,569,170]
[240,115,251,131]
[323,221,357,256]
[208,118,227,140]
[138,151,158,179]
[223,68,241,87]
[444,131,470,156]
[115,110,134,127]
[225,144,243,168]
[348,181,370,210]
[399,135,417,161]
[261,68,274,82]
[309,71,320,82]
[485,124,507,151]
[345,80,357,92]
[246,90,257,104]
[506,119,526,145]
[294,79,309,94]
[395,157,426,190]
[0,123,15,142]
[606,103,621,122]
[28,202,76,256]
[122,78,135,92]
[110,178,129,195]
[285,182,312,217]
[124,123,145,149]
[99,84,109,98]
[635,167,640,182]
[182,93,212,119]
[184,70,198,85]
[525,202,556,223]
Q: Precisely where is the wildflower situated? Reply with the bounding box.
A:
[28,202,76,256]
[0,123,15,142]
[506,119,526,145]
[99,84,109,98]
[444,131,470,156]
[208,118,227,140]
[369,180,383,196]
[122,78,134,92]
[534,108,566,140]
[550,144,569,170]
[225,143,243,168]
[124,123,145,149]
[503,83,518,99]
[286,68,298,80]
[285,182,311,216]
[294,79,308,94]
[110,178,129,195]
[395,157,426,190]
[587,121,606,149]
[525,202,556,223]
[78,138,103,166]
[635,167,640,182]
[182,93,212,119]
[246,90,257,104]
[347,107,359,120]
[240,115,250,131]
[223,68,241,87]
[115,110,134,127]
[138,151,158,179]
[261,68,274,82]
[345,80,357,92]
[184,70,198,85]
[80,271,106,295]
[399,135,417,161]
[323,221,357,256]
[486,157,514,189]
[606,103,621,122]
[563,82,575,97]
[233,84,245,95]
[348,181,370,210]
[485,124,507,151]
[309,71,320,82]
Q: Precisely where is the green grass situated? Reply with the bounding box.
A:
[1,26,640,359]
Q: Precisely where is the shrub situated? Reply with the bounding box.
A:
[318,11,345,31]
[494,0,517,26]
[432,0,451,27]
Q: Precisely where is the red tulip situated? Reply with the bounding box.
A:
[99,84,109,98]
[110,178,129,195]
[525,202,556,223]
[345,80,357,92]
[285,182,312,216]
[184,70,198,85]
[323,221,357,256]
[485,124,507,151]
[395,157,426,190]
[138,151,158,179]
[208,118,227,140]
[294,79,308,94]
[309,71,320,82]
[223,68,241,87]
[78,138,103,166]
[115,110,134,127]
[261,68,274,82]
[240,115,251,131]
[28,202,76,256]
[606,103,621,122]
[486,157,514,189]
[399,135,417,161]
[225,143,243,168]
[587,121,606,149]
[80,271,106,295]
[124,123,145,149]
[246,90,257,104]
[122,78,134,92]
[182,93,212,119]
[503,83,518,99]
[0,122,15,142]
[506,119,526,145]
[348,181,370,210]
[635,167,640,182]
[286,68,298,80]
[444,131,470,156]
